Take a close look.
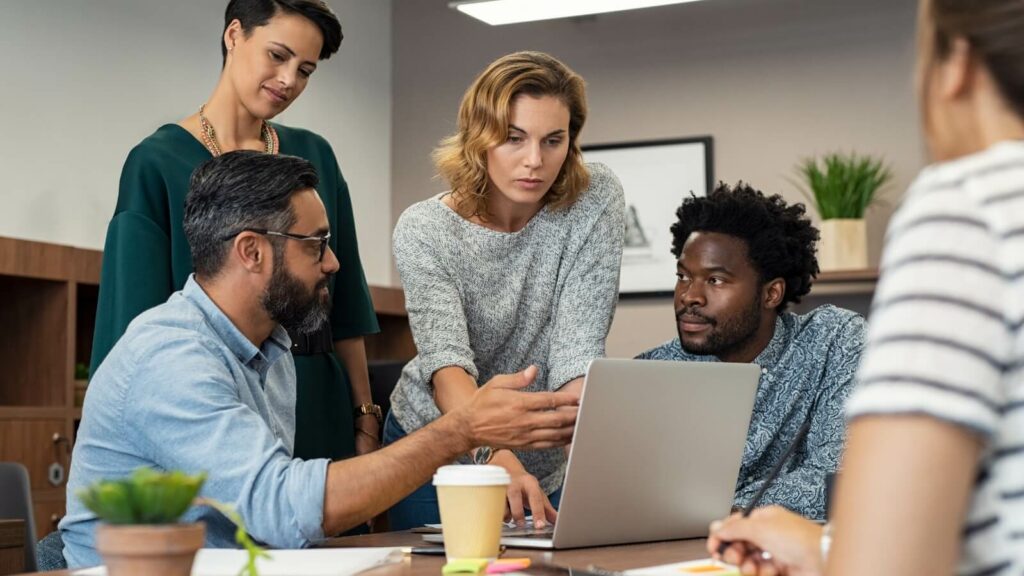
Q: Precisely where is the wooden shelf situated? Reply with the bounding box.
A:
[817,269,878,283]
[0,407,68,419]
[811,268,878,296]
[369,285,407,316]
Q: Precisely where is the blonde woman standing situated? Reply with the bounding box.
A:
[385,51,625,530]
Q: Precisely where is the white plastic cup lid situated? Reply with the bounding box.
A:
[433,464,511,486]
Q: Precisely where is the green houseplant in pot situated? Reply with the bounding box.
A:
[795,152,893,271]
[78,468,268,576]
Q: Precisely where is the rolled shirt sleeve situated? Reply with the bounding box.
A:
[124,335,328,547]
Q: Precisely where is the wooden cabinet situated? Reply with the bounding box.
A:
[0,235,414,541]
[0,236,99,540]
[365,286,416,362]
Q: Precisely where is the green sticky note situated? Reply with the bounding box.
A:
[443,559,489,574]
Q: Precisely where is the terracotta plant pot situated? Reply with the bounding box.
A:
[95,523,205,576]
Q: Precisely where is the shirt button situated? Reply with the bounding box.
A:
[761,368,768,374]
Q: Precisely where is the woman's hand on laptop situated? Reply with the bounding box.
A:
[707,506,824,576]
[492,450,558,529]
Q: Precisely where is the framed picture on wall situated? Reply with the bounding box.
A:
[583,136,714,298]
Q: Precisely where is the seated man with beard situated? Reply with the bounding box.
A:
[62,151,579,568]
[637,183,865,521]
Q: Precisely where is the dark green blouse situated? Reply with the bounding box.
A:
[90,123,380,460]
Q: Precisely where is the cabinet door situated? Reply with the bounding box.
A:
[0,419,70,538]
[33,499,66,541]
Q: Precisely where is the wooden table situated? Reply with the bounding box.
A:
[15,531,710,575]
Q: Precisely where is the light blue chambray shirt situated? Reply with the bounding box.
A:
[61,276,329,568]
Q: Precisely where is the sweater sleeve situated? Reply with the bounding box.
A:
[393,208,479,382]
[546,165,626,388]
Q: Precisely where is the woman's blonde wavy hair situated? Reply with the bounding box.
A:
[433,51,590,219]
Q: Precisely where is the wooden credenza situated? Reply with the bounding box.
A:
[0,236,414,540]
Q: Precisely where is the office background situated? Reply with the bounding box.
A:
[1,0,921,357]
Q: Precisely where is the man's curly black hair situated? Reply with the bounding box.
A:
[670,182,820,311]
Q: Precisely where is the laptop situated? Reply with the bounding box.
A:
[424,358,760,549]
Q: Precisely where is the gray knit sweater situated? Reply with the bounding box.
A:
[390,162,625,493]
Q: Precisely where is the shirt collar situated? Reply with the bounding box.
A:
[181,275,292,371]
[668,313,790,370]
[751,314,789,371]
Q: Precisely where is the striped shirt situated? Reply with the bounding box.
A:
[846,140,1024,576]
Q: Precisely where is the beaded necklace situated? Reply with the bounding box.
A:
[198,104,279,157]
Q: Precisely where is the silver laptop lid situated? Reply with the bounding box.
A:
[548,358,760,549]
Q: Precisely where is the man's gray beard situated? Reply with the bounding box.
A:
[262,261,331,335]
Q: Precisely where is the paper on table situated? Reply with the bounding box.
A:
[74,546,403,576]
[625,559,740,576]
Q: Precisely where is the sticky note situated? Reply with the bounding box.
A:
[677,563,739,574]
[486,559,532,573]
[443,559,490,574]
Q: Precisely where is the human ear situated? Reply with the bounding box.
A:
[763,278,786,310]
[938,37,975,100]
[223,19,243,56]
[234,233,266,273]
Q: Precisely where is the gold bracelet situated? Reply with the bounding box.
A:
[356,427,381,442]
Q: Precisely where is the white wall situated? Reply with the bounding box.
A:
[391,0,924,356]
[0,0,393,285]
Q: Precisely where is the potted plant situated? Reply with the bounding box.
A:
[795,152,893,271]
[78,467,268,576]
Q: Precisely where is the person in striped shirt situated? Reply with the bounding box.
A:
[707,1,1024,575]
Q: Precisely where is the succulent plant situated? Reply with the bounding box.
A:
[78,468,206,525]
[78,468,269,575]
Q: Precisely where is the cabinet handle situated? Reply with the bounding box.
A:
[52,433,72,454]
[50,514,61,530]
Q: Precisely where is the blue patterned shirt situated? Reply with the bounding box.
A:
[61,276,329,568]
[636,304,865,520]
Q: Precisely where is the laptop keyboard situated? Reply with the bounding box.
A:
[502,524,555,538]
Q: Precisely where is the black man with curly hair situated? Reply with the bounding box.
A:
[636,182,866,521]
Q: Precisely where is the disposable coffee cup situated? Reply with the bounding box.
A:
[433,464,510,561]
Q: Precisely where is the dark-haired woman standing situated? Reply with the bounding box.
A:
[91,0,381,466]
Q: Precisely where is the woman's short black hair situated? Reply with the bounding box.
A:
[670,182,820,311]
[222,0,343,63]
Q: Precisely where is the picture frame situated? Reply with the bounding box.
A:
[583,136,714,298]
